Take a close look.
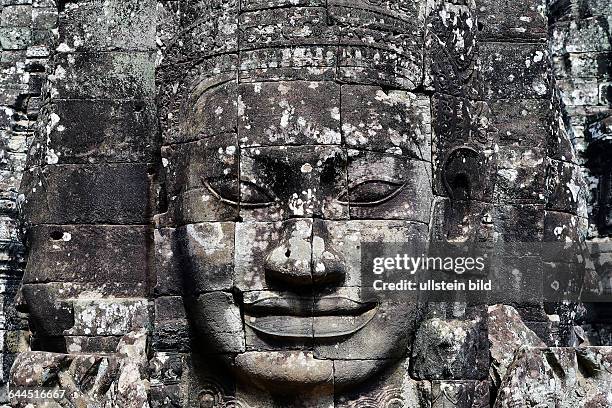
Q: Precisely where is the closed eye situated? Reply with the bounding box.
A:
[337,180,405,207]
[202,177,277,208]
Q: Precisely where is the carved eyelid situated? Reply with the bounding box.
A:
[336,178,406,206]
[201,177,277,209]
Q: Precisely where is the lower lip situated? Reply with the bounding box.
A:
[243,307,378,339]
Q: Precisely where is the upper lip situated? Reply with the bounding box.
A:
[242,295,376,317]
[241,291,379,339]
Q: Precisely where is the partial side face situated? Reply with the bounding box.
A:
[158,0,433,391]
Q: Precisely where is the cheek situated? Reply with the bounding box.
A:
[313,300,418,361]
[189,292,245,353]
[313,220,429,287]
[180,222,235,293]
[234,222,281,291]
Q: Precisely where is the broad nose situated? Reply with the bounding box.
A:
[264,219,345,287]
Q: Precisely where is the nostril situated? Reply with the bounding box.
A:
[285,249,291,258]
[49,230,63,240]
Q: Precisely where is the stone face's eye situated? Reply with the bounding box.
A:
[337,180,405,207]
[239,181,277,208]
[203,178,276,208]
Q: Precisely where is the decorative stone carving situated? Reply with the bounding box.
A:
[4,0,610,407]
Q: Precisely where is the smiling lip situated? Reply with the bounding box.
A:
[242,295,378,339]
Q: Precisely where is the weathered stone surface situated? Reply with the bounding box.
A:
[240,146,347,221]
[335,360,430,407]
[150,384,181,407]
[65,298,150,337]
[411,317,489,380]
[495,146,547,203]
[178,222,234,293]
[342,85,431,159]
[431,198,495,243]
[243,302,313,352]
[235,1,427,88]
[161,135,239,199]
[476,0,547,42]
[31,7,56,30]
[481,42,551,100]
[332,0,426,90]
[314,299,419,360]
[158,55,238,145]
[234,351,332,387]
[20,284,74,339]
[490,99,551,147]
[23,225,149,290]
[235,381,335,408]
[186,291,245,354]
[347,150,433,222]
[153,228,182,296]
[495,347,612,408]
[166,2,238,64]
[3,330,28,354]
[9,0,609,405]
[494,204,545,242]
[57,0,156,52]
[488,304,546,387]
[314,219,427,288]
[10,330,150,407]
[39,99,158,164]
[0,27,31,50]
[49,52,156,100]
[558,78,600,106]
[153,297,191,352]
[431,380,490,408]
[64,335,121,354]
[552,17,611,55]
[234,219,313,291]
[431,95,495,200]
[239,7,337,51]
[547,159,589,215]
[1,5,31,27]
[240,0,324,11]
[239,81,341,146]
[544,210,583,245]
[425,1,481,98]
[239,45,337,83]
[243,293,312,351]
[21,164,152,225]
[149,351,184,387]
[0,0,57,399]
[553,51,612,80]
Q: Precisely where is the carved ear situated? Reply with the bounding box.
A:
[442,146,483,202]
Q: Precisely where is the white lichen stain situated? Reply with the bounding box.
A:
[301,163,313,173]
[330,107,340,121]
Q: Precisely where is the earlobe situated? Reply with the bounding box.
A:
[442,146,484,203]
[441,146,490,241]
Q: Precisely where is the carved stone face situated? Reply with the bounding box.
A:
[158,0,436,392]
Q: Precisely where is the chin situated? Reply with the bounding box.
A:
[228,349,394,394]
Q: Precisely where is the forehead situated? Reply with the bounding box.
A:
[159,1,426,91]
[157,1,431,157]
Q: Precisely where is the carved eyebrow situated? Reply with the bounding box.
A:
[346,176,404,190]
[187,77,234,100]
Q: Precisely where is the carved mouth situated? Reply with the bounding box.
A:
[242,293,378,339]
